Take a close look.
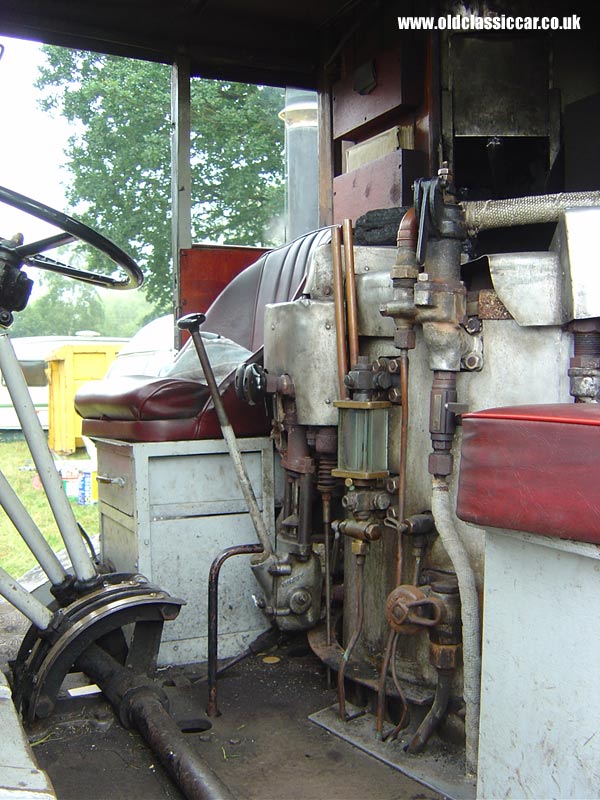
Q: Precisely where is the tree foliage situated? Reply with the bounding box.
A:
[9,272,105,337]
[35,48,285,312]
[9,270,154,338]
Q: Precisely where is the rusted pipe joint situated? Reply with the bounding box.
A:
[333,518,382,542]
[429,641,462,671]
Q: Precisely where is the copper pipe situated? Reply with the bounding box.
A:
[396,207,417,248]
[332,226,349,399]
[376,628,395,737]
[207,543,264,717]
[376,630,410,740]
[342,218,359,369]
[337,554,365,720]
[396,350,409,586]
[386,631,410,741]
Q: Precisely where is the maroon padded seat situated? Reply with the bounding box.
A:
[457,403,600,544]
[75,229,330,442]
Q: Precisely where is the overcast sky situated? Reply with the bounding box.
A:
[0,35,70,243]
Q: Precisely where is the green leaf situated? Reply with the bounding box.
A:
[34,48,286,314]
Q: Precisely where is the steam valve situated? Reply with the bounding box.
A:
[385,585,444,635]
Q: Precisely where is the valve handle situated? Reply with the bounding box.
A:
[177,312,206,333]
[406,597,444,628]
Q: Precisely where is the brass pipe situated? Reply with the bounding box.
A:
[342,218,359,369]
[332,226,349,399]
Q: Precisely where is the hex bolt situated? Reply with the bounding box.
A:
[464,317,482,335]
[464,353,482,371]
[388,387,403,403]
[386,477,400,494]
[374,492,391,511]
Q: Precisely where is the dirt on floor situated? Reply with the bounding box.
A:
[17,633,444,800]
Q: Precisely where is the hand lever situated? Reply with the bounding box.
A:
[176,314,273,559]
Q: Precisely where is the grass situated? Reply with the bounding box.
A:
[0,434,99,578]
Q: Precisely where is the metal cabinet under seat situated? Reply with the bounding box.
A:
[94,436,274,666]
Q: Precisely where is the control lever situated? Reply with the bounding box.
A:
[177,313,273,560]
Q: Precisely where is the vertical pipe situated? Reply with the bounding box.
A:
[331,226,349,399]
[207,543,264,717]
[342,219,359,370]
[170,55,192,347]
[386,632,410,740]
[337,554,365,720]
[376,628,395,737]
[0,333,97,583]
[322,494,332,647]
[0,469,67,586]
[431,479,480,776]
[298,471,314,551]
[406,670,453,753]
[0,564,53,629]
[396,350,410,586]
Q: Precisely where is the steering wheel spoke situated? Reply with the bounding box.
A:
[0,185,144,290]
[15,232,76,258]
[24,254,128,289]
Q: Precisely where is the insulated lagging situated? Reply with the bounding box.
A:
[461,190,600,235]
[431,479,480,777]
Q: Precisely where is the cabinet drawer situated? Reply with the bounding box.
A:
[96,443,135,516]
[148,450,263,518]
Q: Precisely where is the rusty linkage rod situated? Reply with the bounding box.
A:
[206,543,264,717]
[177,313,273,561]
[77,644,235,800]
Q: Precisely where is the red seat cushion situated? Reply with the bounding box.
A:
[79,374,271,442]
[457,403,600,544]
[75,375,209,421]
[75,228,330,443]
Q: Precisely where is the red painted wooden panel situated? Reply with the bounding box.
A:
[332,43,424,141]
[179,244,268,316]
[332,149,427,223]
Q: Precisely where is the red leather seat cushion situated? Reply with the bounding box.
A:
[79,376,270,442]
[75,375,209,421]
[457,404,600,543]
[75,229,330,442]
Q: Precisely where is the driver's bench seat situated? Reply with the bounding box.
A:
[75,229,330,442]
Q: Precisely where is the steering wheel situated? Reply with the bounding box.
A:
[0,185,144,290]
